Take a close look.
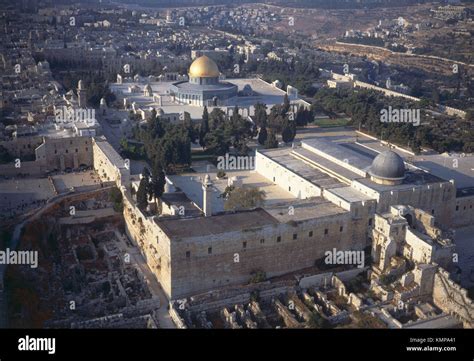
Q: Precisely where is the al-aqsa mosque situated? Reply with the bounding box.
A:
[171,55,238,107]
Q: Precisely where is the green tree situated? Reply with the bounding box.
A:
[142,167,150,181]
[150,161,166,201]
[295,107,313,127]
[281,122,295,143]
[249,270,266,284]
[147,109,165,139]
[268,113,285,133]
[258,125,268,145]
[136,177,149,210]
[265,131,278,149]
[155,125,191,172]
[204,127,230,156]
[109,187,124,212]
[225,110,253,154]
[283,93,291,113]
[182,111,197,143]
[254,102,268,128]
[209,108,226,130]
[465,110,474,122]
[282,116,296,143]
[224,187,266,211]
[199,106,209,147]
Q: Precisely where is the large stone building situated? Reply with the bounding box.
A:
[114,136,473,299]
[0,136,94,176]
[257,138,471,228]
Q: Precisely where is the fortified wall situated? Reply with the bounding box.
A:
[167,208,369,298]
[433,268,474,328]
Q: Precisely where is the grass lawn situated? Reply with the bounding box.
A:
[313,118,350,128]
[191,154,215,161]
[191,148,215,161]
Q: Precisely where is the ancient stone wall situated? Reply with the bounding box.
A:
[36,136,93,171]
[169,212,369,298]
[432,268,474,328]
[453,194,474,228]
[0,136,43,158]
[375,182,456,228]
[122,193,173,298]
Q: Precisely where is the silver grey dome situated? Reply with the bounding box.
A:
[369,151,406,180]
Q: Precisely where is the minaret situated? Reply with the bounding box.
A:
[77,80,87,108]
[202,174,213,217]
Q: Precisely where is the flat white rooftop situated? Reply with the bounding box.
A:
[298,127,474,190]
[110,78,306,120]
[302,137,373,175]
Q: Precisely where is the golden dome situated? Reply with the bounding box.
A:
[188,55,220,78]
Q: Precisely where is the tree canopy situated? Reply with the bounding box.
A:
[224,187,266,211]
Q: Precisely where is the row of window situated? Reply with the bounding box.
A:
[53,147,88,154]
[53,140,89,146]
[20,140,89,150]
[455,204,473,211]
[185,246,213,258]
[184,226,347,258]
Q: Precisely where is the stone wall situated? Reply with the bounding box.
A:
[453,194,474,228]
[432,268,474,328]
[255,151,322,199]
[375,182,456,228]
[123,193,173,298]
[354,80,420,102]
[0,136,43,158]
[35,136,93,171]
[0,136,94,175]
[169,211,369,299]
[405,229,434,264]
[298,268,367,289]
[92,138,129,186]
